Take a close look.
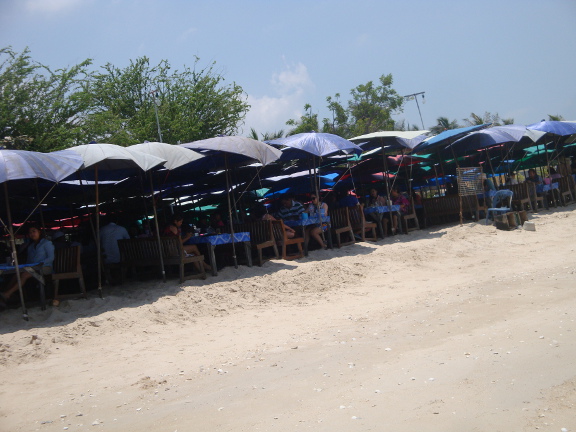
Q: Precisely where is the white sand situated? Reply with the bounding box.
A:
[1,208,575,431]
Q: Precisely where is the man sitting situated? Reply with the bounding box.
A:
[274,194,304,221]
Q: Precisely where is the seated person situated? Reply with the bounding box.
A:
[274,194,304,221]
[390,187,410,235]
[506,172,519,185]
[164,213,211,272]
[365,188,390,236]
[337,188,359,208]
[525,168,542,185]
[306,193,329,249]
[100,215,130,265]
[1,224,54,310]
[210,213,225,232]
[366,188,387,207]
[543,167,562,185]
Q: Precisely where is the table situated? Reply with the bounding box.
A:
[0,261,46,318]
[284,216,332,256]
[185,232,252,276]
[538,182,560,207]
[364,205,402,236]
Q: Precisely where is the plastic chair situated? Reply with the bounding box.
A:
[485,189,513,225]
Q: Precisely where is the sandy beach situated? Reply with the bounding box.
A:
[1,208,575,432]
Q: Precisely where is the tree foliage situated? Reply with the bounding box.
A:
[429,116,460,135]
[286,74,403,138]
[548,114,564,121]
[462,111,514,127]
[0,47,93,151]
[285,104,320,136]
[0,47,250,151]
[84,57,249,145]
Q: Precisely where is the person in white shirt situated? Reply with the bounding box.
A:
[100,215,130,264]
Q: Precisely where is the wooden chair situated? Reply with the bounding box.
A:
[348,205,377,242]
[271,220,304,260]
[402,197,420,233]
[558,176,574,205]
[526,182,545,211]
[233,220,278,266]
[119,237,206,283]
[507,183,531,212]
[329,207,355,247]
[53,246,87,301]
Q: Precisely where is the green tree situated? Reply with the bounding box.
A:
[322,93,350,136]
[0,46,93,151]
[429,116,460,135]
[84,56,249,145]
[548,114,564,121]
[248,128,284,141]
[286,104,320,135]
[346,74,404,136]
[462,111,514,127]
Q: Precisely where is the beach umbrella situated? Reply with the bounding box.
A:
[180,136,282,269]
[129,142,205,282]
[130,142,204,170]
[268,131,362,160]
[349,130,429,152]
[0,149,83,319]
[527,121,576,137]
[267,132,361,229]
[61,144,166,296]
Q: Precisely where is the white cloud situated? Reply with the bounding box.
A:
[25,0,84,13]
[243,62,314,136]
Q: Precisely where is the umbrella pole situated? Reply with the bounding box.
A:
[380,142,392,205]
[224,154,238,269]
[95,166,103,298]
[149,174,166,282]
[34,179,46,230]
[4,183,28,320]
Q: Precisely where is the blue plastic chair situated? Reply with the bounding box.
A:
[485,189,514,224]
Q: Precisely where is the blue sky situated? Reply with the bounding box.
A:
[1,0,575,138]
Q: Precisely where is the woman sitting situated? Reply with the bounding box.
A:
[1,224,54,310]
[390,187,410,235]
[306,193,329,249]
[164,213,211,272]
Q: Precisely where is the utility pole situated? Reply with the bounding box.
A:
[403,91,426,130]
[150,90,163,142]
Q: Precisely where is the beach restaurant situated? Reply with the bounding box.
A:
[1,121,576,318]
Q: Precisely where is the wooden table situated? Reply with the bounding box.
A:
[185,232,252,276]
[364,204,402,236]
[0,261,46,318]
[284,216,332,256]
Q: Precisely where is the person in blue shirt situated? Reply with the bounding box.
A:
[274,194,305,221]
[337,188,359,208]
[1,224,54,309]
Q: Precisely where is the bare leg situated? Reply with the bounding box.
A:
[184,245,212,271]
[392,214,398,232]
[2,272,33,300]
[308,226,326,249]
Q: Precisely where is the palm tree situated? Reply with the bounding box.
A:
[463,111,503,127]
[429,116,459,135]
[548,114,565,121]
[248,128,285,141]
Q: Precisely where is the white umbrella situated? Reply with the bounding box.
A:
[129,142,205,281]
[180,136,282,269]
[0,149,84,319]
[129,142,204,170]
[61,144,166,295]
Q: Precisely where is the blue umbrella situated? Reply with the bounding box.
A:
[0,149,84,320]
[527,121,576,137]
[448,125,528,153]
[413,124,492,154]
[267,132,362,160]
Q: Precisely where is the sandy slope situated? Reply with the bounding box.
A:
[1,208,575,432]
